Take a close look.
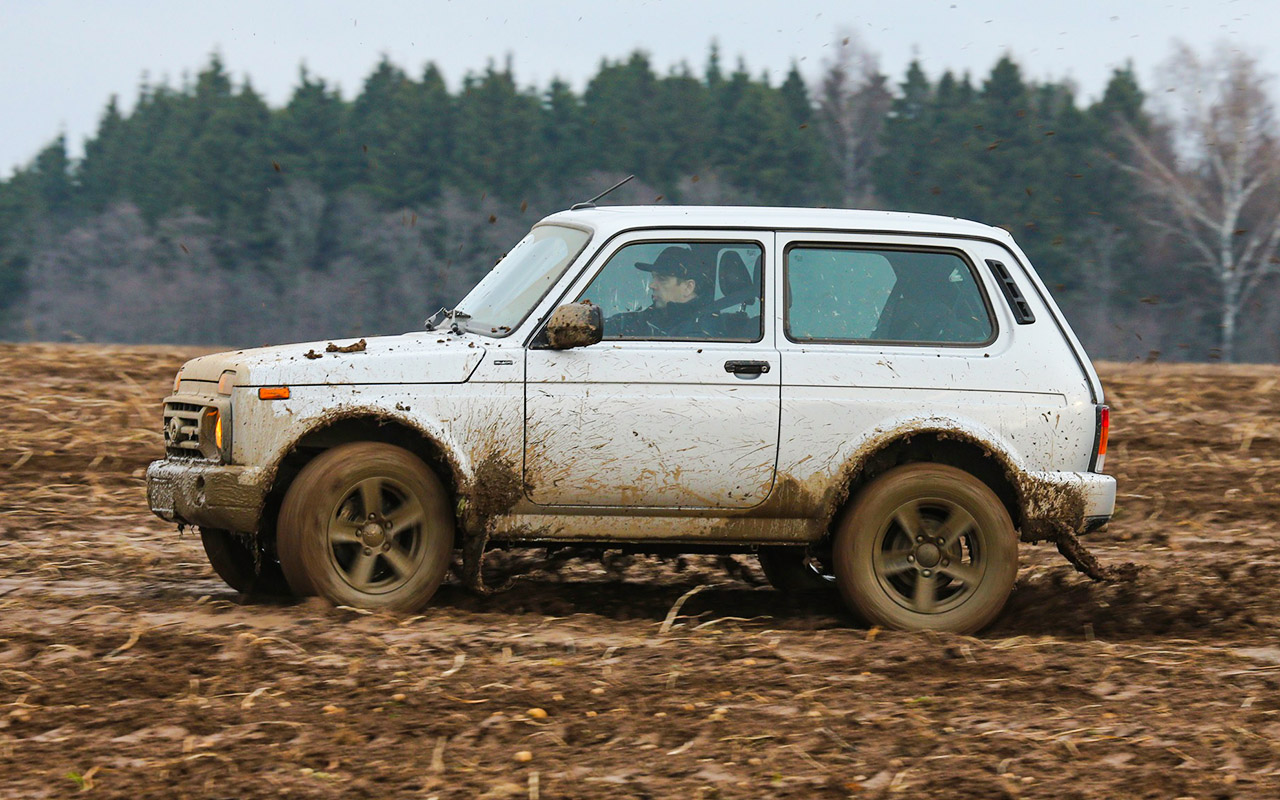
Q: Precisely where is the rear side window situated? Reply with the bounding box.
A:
[786,246,993,345]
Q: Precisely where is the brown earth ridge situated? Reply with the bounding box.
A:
[1,343,1278,798]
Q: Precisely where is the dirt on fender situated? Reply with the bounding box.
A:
[0,344,1278,799]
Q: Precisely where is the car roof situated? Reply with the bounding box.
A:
[540,205,1013,243]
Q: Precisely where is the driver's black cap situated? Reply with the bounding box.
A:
[635,246,697,280]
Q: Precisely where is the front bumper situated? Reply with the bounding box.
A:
[146,458,272,532]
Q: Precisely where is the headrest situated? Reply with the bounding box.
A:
[718,251,752,297]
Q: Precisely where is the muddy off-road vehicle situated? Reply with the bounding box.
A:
[147,205,1114,633]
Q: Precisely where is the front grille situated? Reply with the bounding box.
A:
[164,401,205,457]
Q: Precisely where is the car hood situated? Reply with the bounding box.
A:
[174,332,488,388]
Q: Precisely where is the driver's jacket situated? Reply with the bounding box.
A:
[605,299,720,339]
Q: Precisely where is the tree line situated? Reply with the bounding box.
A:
[2,38,1278,361]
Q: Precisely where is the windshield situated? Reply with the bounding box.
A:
[454,224,592,337]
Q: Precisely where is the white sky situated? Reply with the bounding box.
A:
[2,0,1276,177]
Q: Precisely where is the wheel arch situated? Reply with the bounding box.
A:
[823,425,1026,537]
[259,411,467,542]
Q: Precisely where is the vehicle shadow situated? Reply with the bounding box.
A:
[214,555,1270,641]
[430,557,1273,641]
[431,578,852,631]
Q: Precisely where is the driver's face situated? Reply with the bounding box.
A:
[650,274,697,308]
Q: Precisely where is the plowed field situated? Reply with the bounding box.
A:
[1,344,1278,799]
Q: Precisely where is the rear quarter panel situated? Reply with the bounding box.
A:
[774,233,1098,506]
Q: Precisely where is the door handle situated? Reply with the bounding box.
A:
[724,360,771,375]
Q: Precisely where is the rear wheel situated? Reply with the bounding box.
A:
[277,442,455,611]
[199,527,291,596]
[833,463,1017,633]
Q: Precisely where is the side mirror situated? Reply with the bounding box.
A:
[545,302,604,350]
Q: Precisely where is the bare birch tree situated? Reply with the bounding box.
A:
[1121,43,1280,361]
[815,32,892,208]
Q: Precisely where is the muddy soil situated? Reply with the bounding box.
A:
[1,344,1278,798]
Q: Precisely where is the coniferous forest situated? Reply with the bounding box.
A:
[3,40,1280,361]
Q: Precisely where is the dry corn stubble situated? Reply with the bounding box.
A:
[0,345,1278,798]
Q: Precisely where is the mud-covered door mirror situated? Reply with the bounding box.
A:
[545,302,604,349]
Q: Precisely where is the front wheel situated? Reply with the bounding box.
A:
[833,463,1017,633]
[276,442,455,612]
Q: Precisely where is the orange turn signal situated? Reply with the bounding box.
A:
[258,387,291,400]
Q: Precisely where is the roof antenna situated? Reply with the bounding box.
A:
[571,174,635,210]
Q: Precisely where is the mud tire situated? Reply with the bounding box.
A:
[277,442,455,612]
[757,546,834,593]
[200,527,292,596]
[833,463,1017,634]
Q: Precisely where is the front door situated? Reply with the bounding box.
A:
[524,233,780,509]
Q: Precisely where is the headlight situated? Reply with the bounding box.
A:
[201,407,231,462]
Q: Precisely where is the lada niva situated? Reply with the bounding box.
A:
[147,206,1114,633]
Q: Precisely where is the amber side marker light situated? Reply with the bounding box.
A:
[258,387,291,400]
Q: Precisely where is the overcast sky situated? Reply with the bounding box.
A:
[2,0,1276,177]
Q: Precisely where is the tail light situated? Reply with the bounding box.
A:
[1091,405,1110,472]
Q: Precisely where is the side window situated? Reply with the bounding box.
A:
[576,241,764,341]
[786,247,993,345]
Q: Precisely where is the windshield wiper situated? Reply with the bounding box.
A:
[424,307,450,331]
[424,307,471,335]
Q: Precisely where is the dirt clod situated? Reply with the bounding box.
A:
[325,338,367,353]
[1052,526,1111,581]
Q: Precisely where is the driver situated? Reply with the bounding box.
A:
[608,246,717,338]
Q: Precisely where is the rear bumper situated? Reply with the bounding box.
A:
[146,458,272,532]
[1021,470,1116,535]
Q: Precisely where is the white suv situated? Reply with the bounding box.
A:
[147,206,1114,633]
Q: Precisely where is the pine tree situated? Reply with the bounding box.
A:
[187,78,272,224]
[1070,65,1154,335]
[709,59,752,169]
[79,97,130,210]
[0,171,34,320]
[270,67,360,194]
[775,63,834,204]
[1094,65,1147,133]
[652,65,712,187]
[30,135,74,218]
[351,58,419,205]
[873,61,936,212]
[581,53,664,184]
[413,63,455,202]
[121,80,189,220]
[542,77,587,183]
[451,62,544,197]
[779,64,812,127]
[705,43,724,92]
